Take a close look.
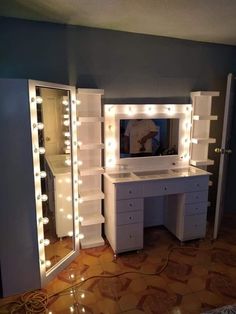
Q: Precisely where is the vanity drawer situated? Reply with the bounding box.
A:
[116,183,142,199]
[186,176,209,192]
[117,210,143,225]
[185,191,208,204]
[184,202,208,215]
[182,214,207,240]
[116,223,143,253]
[116,198,144,212]
[143,179,182,197]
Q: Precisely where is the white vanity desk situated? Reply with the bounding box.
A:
[104,166,210,255]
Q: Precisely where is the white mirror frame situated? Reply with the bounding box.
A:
[28,80,79,286]
[104,104,192,171]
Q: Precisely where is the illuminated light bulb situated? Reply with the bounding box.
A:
[82,307,85,313]
[70,306,74,313]
[81,277,85,281]
[34,147,46,154]
[62,99,69,106]
[76,99,81,105]
[58,194,63,198]
[70,290,73,296]
[67,214,73,220]
[65,140,70,146]
[37,194,48,202]
[78,160,83,166]
[65,178,71,183]
[78,198,83,204]
[68,231,73,237]
[64,120,70,126]
[65,159,71,166]
[33,122,44,130]
[78,233,84,240]
[64,132,70,137]
[40,171,47,178]
[66,196,72,202]
[45,260,52,268]
[76,121,81,126]
[41,238,50,246]
[81,293,85,299]
[64,114,69,119]
[79,216,84,222]
[66,107,70,112]
[58,179,62,183]
[77,141,83,146]
[59,208,64,212]
[42,217,49,225]
[78,179,83,185]
[36,96,43,104]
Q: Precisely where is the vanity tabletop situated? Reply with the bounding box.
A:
[103,166,210,184]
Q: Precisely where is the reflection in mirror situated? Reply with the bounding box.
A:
[120,119,179,158]
[36,87,74,271]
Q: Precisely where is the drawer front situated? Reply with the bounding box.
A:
[117,210,143,225]
[116,183,142,199]
[116,223,143,252]
[184,202,208,215]
[116,198,144,212]
[182,214,207,240]
[185,176,209,192]
[143,179,184,197]
[185,191,208,204]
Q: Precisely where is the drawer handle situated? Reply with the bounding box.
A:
[129,203,133,207]
[164,187,167,191]
[129,190,132,194]
[196,184,200,187]
[129,216,132,220]
[129,235,132,239]
[195,196,199,199]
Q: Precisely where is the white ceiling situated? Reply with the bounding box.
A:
[1,0,236,46]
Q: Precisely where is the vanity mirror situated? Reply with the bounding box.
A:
[105,104,192,170]
[29,80,79,284]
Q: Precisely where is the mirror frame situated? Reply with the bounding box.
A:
[104,104,192,171]
[28,80,79,286]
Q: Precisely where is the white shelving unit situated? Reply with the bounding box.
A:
[77,88,105,249]
[190,91,219,167]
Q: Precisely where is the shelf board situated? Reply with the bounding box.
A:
[191,138,216,144]
[80,213,105,226]
[193,115,218,121]
[77,117,104,123]
[190,159,214,166]
[77,88,104,95]
[191,91,220,97]
[80,235,105,249]
[79,190,105,202]
[79,167,104,176]
[78,143,104,150]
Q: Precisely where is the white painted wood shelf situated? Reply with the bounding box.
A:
[78,143,105,150]
[77,117,104,123]
[190,159,214,166]
[191,91,220,97]
[79,190,105,202]
[80,212,105,226]
[193,115,218,121]
[80,235,104,249]
[191,138,216,144]
[79,167,104,176]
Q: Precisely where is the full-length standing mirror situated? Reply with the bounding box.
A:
[29,80,79,285]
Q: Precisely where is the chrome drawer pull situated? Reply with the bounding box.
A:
[129,190,132,194]
[129,203,133,207]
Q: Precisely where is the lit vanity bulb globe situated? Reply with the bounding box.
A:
[36,96,43,104]
[40,171,47,178]
[41,194,48,202]
[76,99,81,105]
[68,231,73,237]
[38,147,46,154]
[44,239,50,246]
[64,120,70,126]
[65,140,71,146]
[42,217,49,224]
[62,99,69,106]
[45,260,52,268]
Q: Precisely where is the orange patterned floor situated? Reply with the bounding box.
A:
[1,213,236,313]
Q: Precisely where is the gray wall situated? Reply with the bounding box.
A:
[0,18,236,212]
